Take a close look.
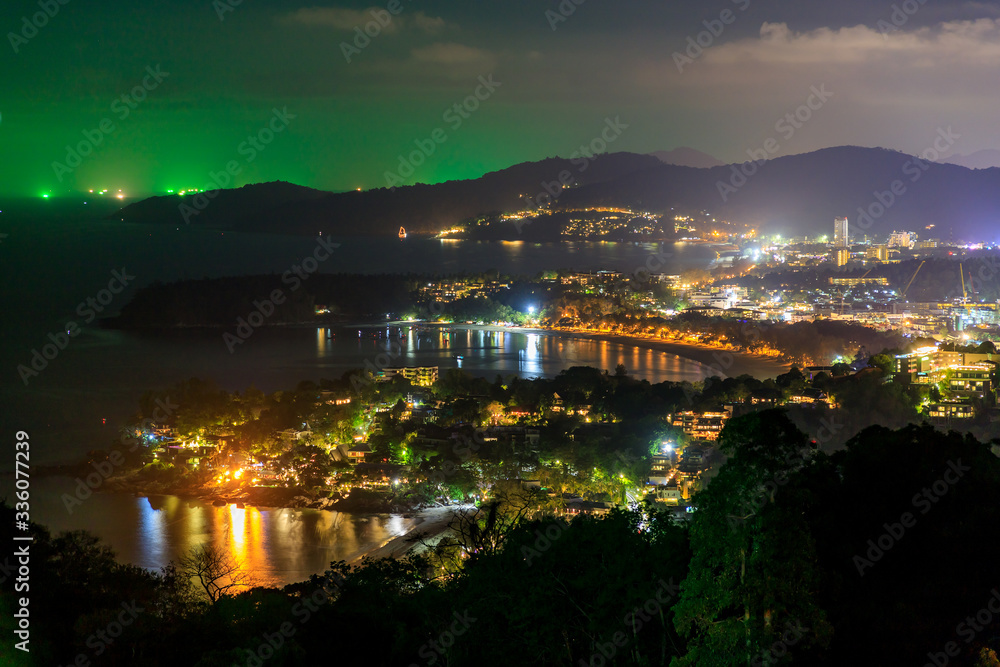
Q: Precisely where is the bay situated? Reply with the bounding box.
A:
[0,198,777,588]
[0,475,414,588]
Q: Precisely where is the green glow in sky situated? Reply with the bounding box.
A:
[2,1,993,197]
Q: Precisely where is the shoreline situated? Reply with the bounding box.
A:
[102,317,791,380]
[29,466,429,515]
[548,327,794,379]
[416,322,793,379]
[347,504,470,563]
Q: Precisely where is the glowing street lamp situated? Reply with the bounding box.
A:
[662,440,676,467]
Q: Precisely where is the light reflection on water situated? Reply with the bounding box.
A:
[322,326,720,383]
[12,476,415,588]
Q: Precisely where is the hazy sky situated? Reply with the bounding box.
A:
[3,0,1000,196]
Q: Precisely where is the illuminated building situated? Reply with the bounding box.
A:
[866,245,889,261]
[670,410,730,441]
[927,400,974,420]
[377,366,439,387]
[887,230,914,248]
[948,364,994,398]
[829,276,889,286]
[833,217,849,248]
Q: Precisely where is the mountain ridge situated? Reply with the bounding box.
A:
[114,146,1000,241]
[649,147,725,168]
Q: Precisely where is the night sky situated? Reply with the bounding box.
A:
[4,0,1000,197]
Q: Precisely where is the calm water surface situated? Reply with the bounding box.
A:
[0,199,747,586]
[1,476,412,588]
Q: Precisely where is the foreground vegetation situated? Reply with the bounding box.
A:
[5,412,1000,665]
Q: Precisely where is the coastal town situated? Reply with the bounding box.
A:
[112,323,997,526]
[15,0,1000,662]
[92,216,1000,521]
[429,214,1000,342]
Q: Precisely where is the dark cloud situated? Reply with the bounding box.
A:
[3,0,1000,194]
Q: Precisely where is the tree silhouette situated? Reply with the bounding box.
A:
[177,544,256,604]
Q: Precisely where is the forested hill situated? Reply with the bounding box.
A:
[114,146,1000,240]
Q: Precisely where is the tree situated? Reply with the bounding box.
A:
[976,341,997,355]
[177,544,256,604]
[868,352,894,374]
[976,648,1000,667]
[672,410,832,666]
[419,487,540,572]
[440,507,691,666]
[831,361,852,377]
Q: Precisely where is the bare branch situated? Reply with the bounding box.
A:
[178,544,257,603]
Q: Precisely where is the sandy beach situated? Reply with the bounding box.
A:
[549,328,792,379]
[348,504,470,563]
[407,322,792,380]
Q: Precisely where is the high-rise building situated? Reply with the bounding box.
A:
[834,217,849,248]
[887,231,914,248]
[836,249,851,266]
[866,245,889,261]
